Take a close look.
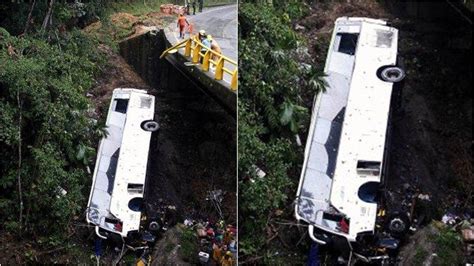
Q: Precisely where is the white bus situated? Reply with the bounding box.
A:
[86,88,159,239]
[295,17,405,258]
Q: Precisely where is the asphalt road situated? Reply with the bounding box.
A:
[166,5,237,84]
[187,4,238,62]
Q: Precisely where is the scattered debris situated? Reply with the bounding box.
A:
[182,218,237,265]
[55,186,67,198]
[294,24,306,31]
[160,4,186,15]
[442,213,460,226]
[198,251,210,263]
[248,165,266,183]
[295,134,302,146]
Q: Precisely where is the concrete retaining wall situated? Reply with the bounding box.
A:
[118,29,236,115]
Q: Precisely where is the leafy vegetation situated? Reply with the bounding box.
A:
[179,227,199,263]
[413,246,429,266]
[0,27,106,245]
[238,1,325,263]
[434,227,463,265]
[0,1,135,263]
[0,0,200,263]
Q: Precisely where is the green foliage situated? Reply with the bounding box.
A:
[0,27,105,244]
[204,0,237,7]
[0,1,130,35]
[104,0,168,17]
[435,228,463,265]
[273,0,310,20]
[238,1,326,261]
[179,227,199,263]
[413,246,429,265]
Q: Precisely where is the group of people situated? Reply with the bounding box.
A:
[176,0,203,38]
[201,221,237,265]
[197,29,222,63]
[177,13,222,66]
[187,0,204,15]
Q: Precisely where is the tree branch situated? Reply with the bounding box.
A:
[23,0,36,35]
[41,0,55,31]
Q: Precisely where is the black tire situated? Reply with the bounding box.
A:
[386,212,410,237]
[377,66,406,83]
[148,220,161,231]
[141,120,159,132]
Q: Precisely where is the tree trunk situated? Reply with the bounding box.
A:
[23,0,36,35]
[41,0,55,31]
[17,90,23,235]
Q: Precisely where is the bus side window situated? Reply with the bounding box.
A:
[114,99,129,114]
[356,160,381,176]
[334,33,359,55]
[128,184,144,193]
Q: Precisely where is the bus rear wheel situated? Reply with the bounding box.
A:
[378,66,405,83]
[148,220,162,232]
[141,120,159,132]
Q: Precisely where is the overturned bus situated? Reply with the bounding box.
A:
[295,17,406,262]
[86,88,160,240]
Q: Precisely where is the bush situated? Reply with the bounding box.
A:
[435,228,463,265]
[238,2,326,261]
[0,27,105,244]
[179,228,199,263]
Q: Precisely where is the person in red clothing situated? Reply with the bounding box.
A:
[177,13,189,39]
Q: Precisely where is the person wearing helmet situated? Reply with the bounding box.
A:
[200,34,212,64]
[202,34,212,50]
[209,35,222,62]
[177,13,189,39]
[198,29,206,42]
[220,251,233,266]
[203,35,212,48]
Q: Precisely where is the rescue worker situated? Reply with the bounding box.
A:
[212,243,222,265]
[198,29,206,42]
[208,35,222,62]
[220,251,233,266]
[192,1,196,15]
[201,35,212,63]
[223,228,232,245]
[202,34,212,49]
[198,0,203,12]
[185,4,190,15]
[177,13,189,39]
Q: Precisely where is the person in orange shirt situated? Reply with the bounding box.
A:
[177,14,189,39]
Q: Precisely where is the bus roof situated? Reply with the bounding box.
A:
[87,88,155,236]
[296,18,399,241]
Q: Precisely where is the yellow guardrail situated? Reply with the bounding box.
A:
[160,36,238,91]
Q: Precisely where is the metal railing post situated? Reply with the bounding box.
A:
[161,36,238,91]
[231,69,238,91]
[202,50,211,71]
[184,39,191,56]
[192,42,200,63]
[215,57,224,80]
